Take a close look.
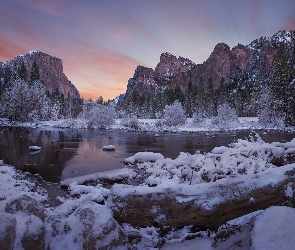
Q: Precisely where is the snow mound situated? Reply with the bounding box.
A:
[125,152,165,163]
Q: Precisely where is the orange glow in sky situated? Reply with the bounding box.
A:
[1,0,295,100]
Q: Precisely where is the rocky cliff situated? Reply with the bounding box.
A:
[0,50,80,99]
[124,30,293,99]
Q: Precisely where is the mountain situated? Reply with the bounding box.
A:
[121,30,295,119]
[0,50,80,99]
[126,30,293,95]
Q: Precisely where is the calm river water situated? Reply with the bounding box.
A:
[0,126,294,183]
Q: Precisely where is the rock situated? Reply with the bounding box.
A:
[213,206,295,249]
[46,203,129,249]
[21,215,45,250]
[0,213,17,250]
[0,50,79,99]
[103,145,116,151]
[122,30,291,113]
[5,195,46,221]
[213,211,258,249]
[155,52,196,78]
[108,166,295,228]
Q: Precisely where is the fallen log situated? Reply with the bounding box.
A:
[108,165,295,228]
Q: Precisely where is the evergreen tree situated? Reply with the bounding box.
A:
[270,42,294,125]
[195,76,206,114]
[29,61,40,84]
[18,61,27,81]
[217,77,227,105]
[205,77,215,116]
[184,80,193,117]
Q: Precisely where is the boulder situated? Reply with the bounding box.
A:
[47,203,129,249]
[21,215,45,250]
[5,195,46,221]
[108,165,295,228]
[0,213,17,250]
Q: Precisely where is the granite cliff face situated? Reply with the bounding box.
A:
[124,30,293,99]
[0,50,79,99]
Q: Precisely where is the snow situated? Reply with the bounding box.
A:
[1,115,293,133]
[60,168,136,186]
[29,145,41,151]
[125,152,165,163]
[121,134,295,187]
[251,206,295,250]
[27,50,41,55]
[109,163,295,211]
[1,131,295,249]
[161,238,213,250]
[102,144,116,150]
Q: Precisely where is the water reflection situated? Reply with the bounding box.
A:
[0,126,294,183]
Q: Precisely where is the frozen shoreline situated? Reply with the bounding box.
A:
[1,135,295,249]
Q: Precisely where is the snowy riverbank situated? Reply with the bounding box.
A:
[2,117,294,133]
[1,135,295,249]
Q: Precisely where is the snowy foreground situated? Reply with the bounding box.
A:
[1,135,295,249]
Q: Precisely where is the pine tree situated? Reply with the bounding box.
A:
[29,61,40,84]
[270,42,294,125]
[205,77,215,116]
[218,77,227,104]
[18,61,27,81]
[195,76,206,114]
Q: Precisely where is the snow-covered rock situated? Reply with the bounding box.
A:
[0,212,17,250]
[102,145,116,151]
[5,195,46,221]
[124,152,165,163]
[108,164,295,227]
[46,203,129,249]
[29,146,41,151]
[21,215,45,250]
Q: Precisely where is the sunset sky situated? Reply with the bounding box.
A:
[1,0,295,101]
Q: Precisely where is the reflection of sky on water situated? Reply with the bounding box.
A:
[0,127,294,183]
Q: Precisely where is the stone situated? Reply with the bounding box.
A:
[5,195,46,221]
[109,167,295,228]
[122,30,290,109]
[0,213,17,250]
[46,203,129,249]
[21,215,45,250]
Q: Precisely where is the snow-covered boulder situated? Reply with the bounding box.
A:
[108,165,295,227]
[29,146,41,151]
[212,206,295,250]
[251,206,295,250]
[0,213,17,250]
[21,215,45,250]
[125,152,165,163]
[103,145,116,151]
[5,195,46,221]
[46,202,129,249]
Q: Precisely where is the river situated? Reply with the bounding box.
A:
[0,126,294,183]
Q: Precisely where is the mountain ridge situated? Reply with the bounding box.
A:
[123,30,293,90]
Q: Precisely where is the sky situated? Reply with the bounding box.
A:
[1,0,295,101]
